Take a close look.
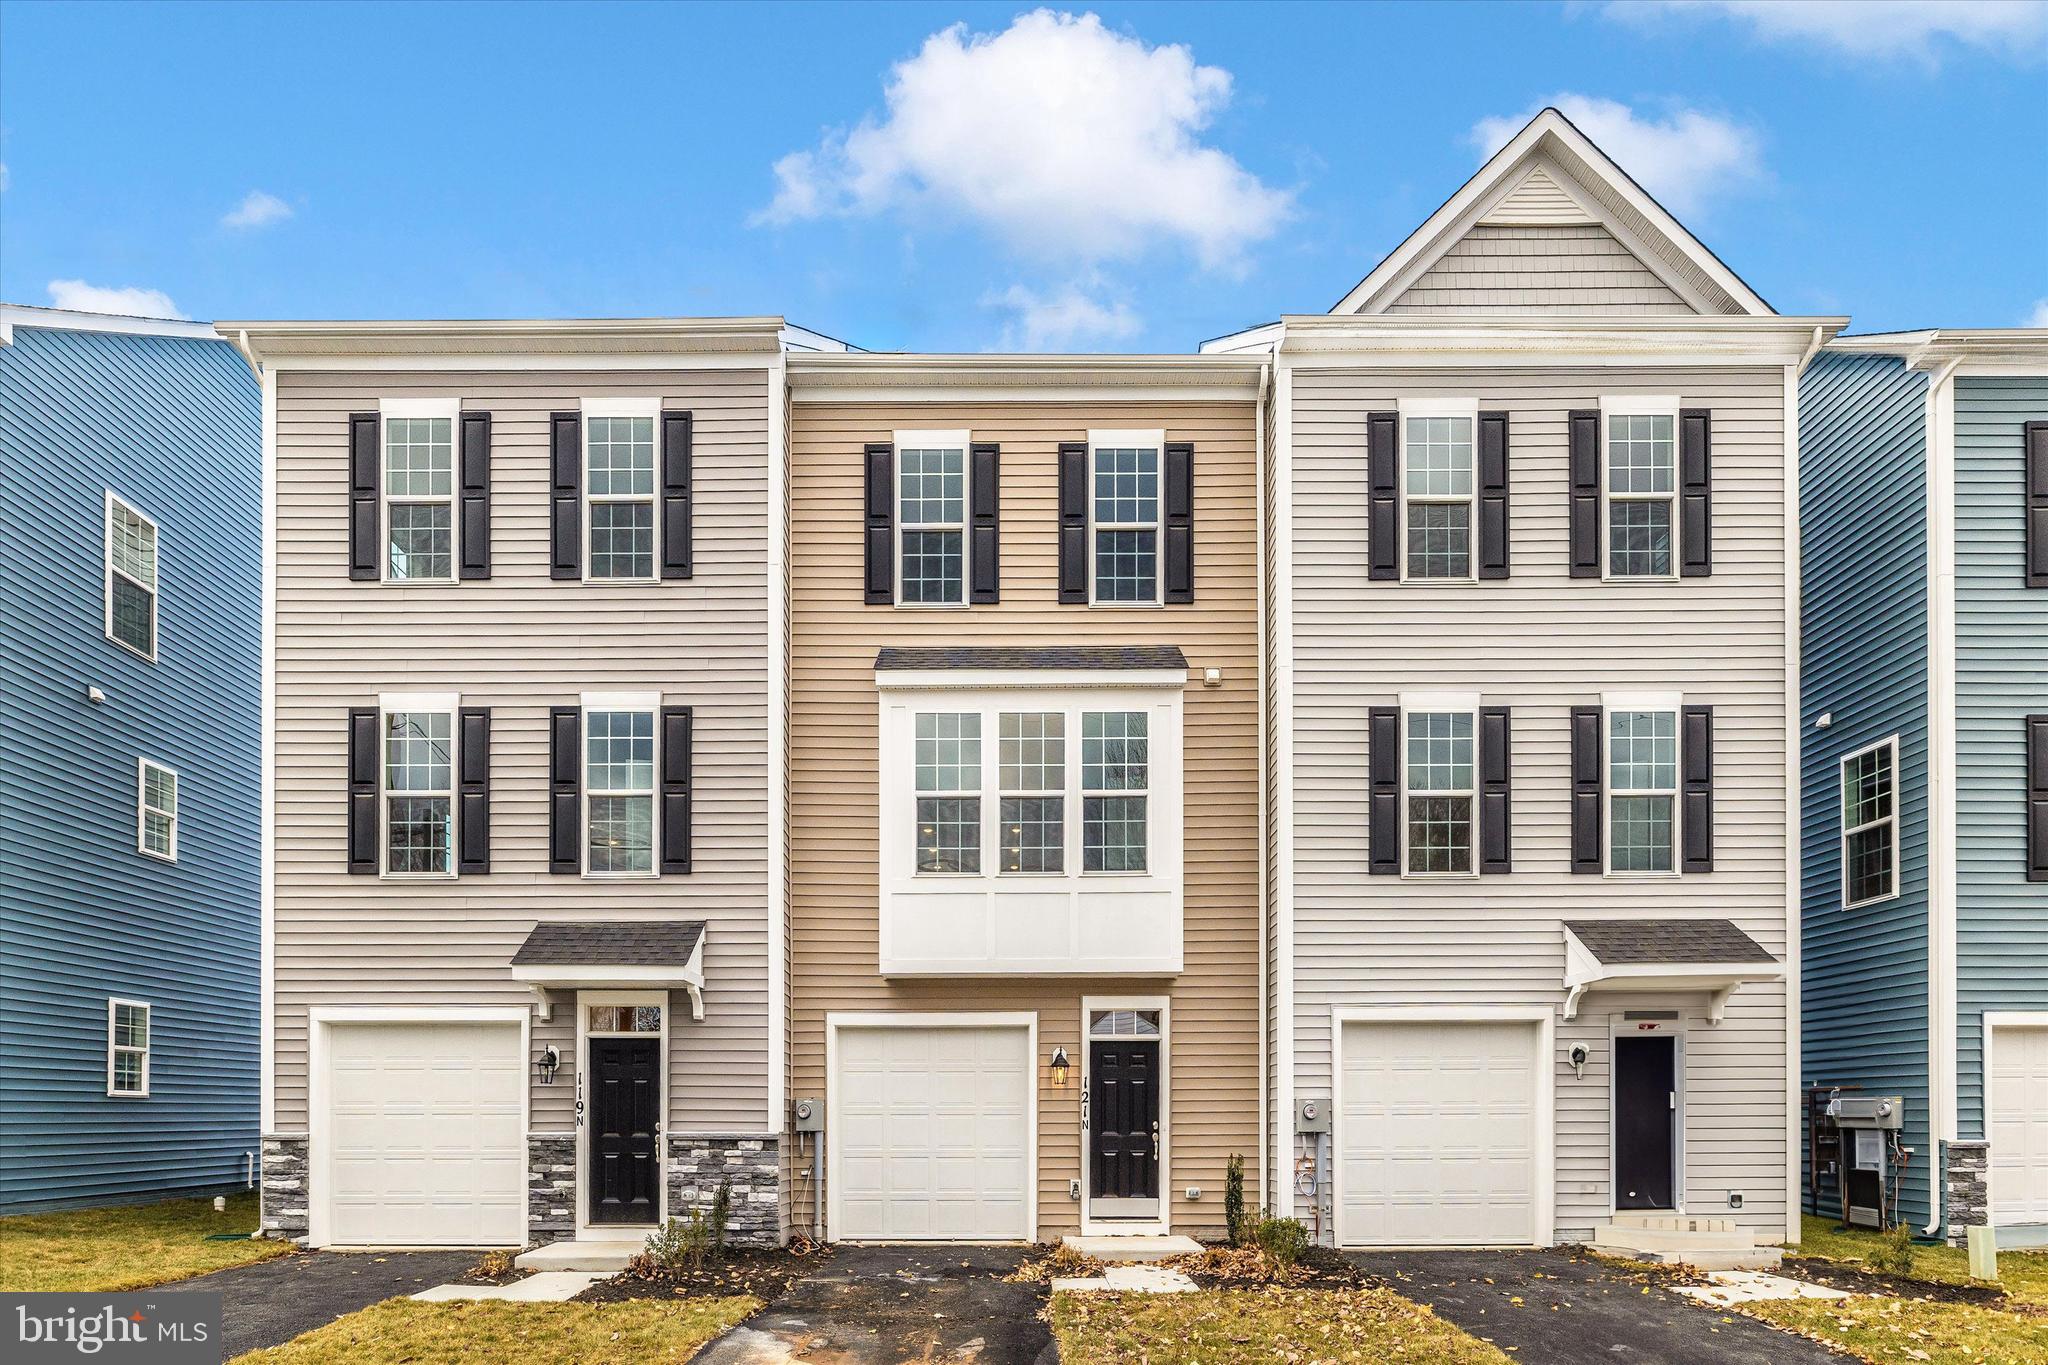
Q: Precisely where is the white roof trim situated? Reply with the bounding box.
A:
[1,304,221,344]
[510,945,707,1022]
[1561,926,1783,1025]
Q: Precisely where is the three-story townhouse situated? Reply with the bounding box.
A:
[1224,109,1842,1263]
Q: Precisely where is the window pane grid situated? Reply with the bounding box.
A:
[1092,446,1159,602]
[108,498,157,655]
[1082,795,1147,873]
[915,713,981,873]
[141,763,177,858]
[900,530,964,604]
[1841,744,1897,904]
[1406,502,1471,579]
[1082,712,1148,872]
[1404,711,1474,874]
[1407,795,1473,874]
[110,501,157,587]
[999,712,1065,873]
[585,709,655,875]
[384,418,454,496]
[585,416,657,579]
[1404,417,1474,497]
[387,502,452,580]
[1607,413,1676,578]
[1609,709,1678,872]
[898,447,966,604]
[383,710,452,875]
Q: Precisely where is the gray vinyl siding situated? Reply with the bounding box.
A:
[1384,226,1691,315]
[1287,365,1791,1240]
[1953,375,2048,1141]
[272,368,773,1136]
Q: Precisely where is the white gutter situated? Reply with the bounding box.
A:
[1253,358,1271,1212]
[1781,326,1822,1244]
[1920,353,1963,1236]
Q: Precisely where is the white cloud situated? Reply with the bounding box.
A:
[1470,95,1762,218]
[46,279,186,319]
[985,281,1142,350]
[1603,1,2048,64]
[755,9,1290,270]
[222,189,293,230]
[2028,298,2048,327]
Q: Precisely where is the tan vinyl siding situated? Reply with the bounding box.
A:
[272,368,773,1135]
[1385,225,1691,315]
[1286,365,1790,1240]
[789,400,1261,1239]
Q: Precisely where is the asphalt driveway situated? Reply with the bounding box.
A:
[1347,1247,1846,1365]
[691,1244,1058,1365]
[165,1248,480,1360]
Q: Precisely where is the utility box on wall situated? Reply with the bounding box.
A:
[1297,1099,1329,1134]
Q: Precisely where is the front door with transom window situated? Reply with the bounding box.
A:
[1087,1008,1162,1221]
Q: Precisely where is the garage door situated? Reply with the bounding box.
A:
[1337,1019,1540,1246]
[323,1020,525,1246]
[1990,1023,2048,1227]
[833,1023,1031,1241]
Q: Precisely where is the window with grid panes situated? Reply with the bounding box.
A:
[1404,416,1474,579]
[1082,711,1147,871]
[915,712,981,872]
[898,444,967,604]
[1609,709,1678,871]
[139,760,178,860]
[1405,711,1475,873]
[383,708,454,874]
[587,416,657,580]
[1607,414,1677,578]
[108,999,149,1096]
[586,708,656,874]
[106,494,158,657]
[384,417,455,580]
[1092,446,1160,603]
[999,712,1065,873]
[1841,740,1898,906]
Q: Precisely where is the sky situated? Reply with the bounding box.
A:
[1,0,2044,351]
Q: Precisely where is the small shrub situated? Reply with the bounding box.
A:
[1224,1154,1247,1246]
[644,1210,715,1274]
[473,1248,516,1279]
[709,1179,733,1253]
[1253,1216,1310,1270]
[1867,1222,1916,1276]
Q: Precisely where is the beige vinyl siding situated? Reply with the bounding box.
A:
[789,400,1261,1240]
[1385,225,1691,315]
[1482,168,1594,227]
[1287,366,1790,1239]
[272,368,773,1135]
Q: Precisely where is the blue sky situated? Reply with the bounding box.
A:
[2,0,2043,349]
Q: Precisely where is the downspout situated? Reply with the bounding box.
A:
[231,328,263,384]
[1253,357,1271,1217]
[1921,352,1963,1238]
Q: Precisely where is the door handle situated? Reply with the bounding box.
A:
[1149,1120,1160,1157]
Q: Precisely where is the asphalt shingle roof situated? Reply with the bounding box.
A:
[512,921,706,966]
[874,645,1187,671]
[1564,918,1776,965]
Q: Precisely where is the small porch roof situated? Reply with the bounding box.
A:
[510,921,707,1021]
[1562,919,1780,1024]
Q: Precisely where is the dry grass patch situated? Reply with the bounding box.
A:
[0,1193,286,1293]
[1052,1286,1512,1364]
[228,1296,759,1365]
[1743,1294,2048,1365]
[1793,1216,2048,1309]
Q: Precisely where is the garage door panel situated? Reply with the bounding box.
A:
[1991,1025,2048,1226]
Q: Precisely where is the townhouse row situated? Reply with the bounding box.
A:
[4,109,2040,1256]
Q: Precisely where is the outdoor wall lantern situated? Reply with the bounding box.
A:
[533,1045,561,1085]
[1049,1046,1070,1088]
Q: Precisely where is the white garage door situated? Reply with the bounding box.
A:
[323,1020,525,1246]
[833,1023,1031,1241]
[1990,1023,2048,1227]
[1338,1019,1540,1247]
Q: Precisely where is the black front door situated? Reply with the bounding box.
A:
[1089,1040,1160,1216]
[588,1037,660,1225]
[1614,1035,1676,1210]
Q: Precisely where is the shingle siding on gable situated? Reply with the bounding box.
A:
[0,324,261,1210]
[1796,350,1934,1227]
[1384,225,1691,315]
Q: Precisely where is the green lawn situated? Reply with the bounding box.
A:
[1743,1295,2048,1365]
[1051,1287,1513,1364]
[227,1297,760,1365]
[1793,1214,2048,1308]
[0,1192,287,1293]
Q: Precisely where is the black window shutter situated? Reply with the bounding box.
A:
[548,706,581,874]
[661,705,693,874]
[346,708,378,873]
[2025,421,2047,589]
[348,412,380,581]
[1164,441,1195,603]
[660,410,694,580]
[863,442,894,604]
[1682,704,1715,872]
[1568,410,1601,578]
[969,442,1000,604]
[1367,412,1399,581]
[1478,411,1510,579]
[1369,706,1401,876]
[1570,705,1604,873]
[1680,408,1713,577]
[1479,706,1512,874]
[457,706,491,874]
[550,412,582,581]
[2026,715,2048,881]
[458,411,491,580]
[1058,441,1089,604]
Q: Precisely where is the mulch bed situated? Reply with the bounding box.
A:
[1779,1255,2018,1308]
[1163,1244,1374,1290]
[577,1244,832,1303]
[461,1255,532,1286]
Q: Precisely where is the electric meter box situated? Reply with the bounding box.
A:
[1297,1099,1329,1134]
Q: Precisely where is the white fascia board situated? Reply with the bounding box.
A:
[3,304,221,341]
[1277,315,1846,368]
[874,668,1189,692]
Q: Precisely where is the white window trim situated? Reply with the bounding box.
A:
[1602,689,1684,878]
[1598,395,1682,583]
[1398,689,1481,879]
[1840,734,1903,910]
[103,489,159,662]
[1079,995,1172,1235]
[137,757,179,862]
[893,428,972,608]
[573,988,670,1236]
[1087,427,1167,608]
[377,690,459,880]
[581,690,661,880]
[912,710,984,877]
[581,398,662,585]
[378,398,460,586]
[107,997,150,1098]
[1080,709,1151,877]
[1396,399,1479,585]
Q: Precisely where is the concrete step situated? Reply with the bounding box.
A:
[514,1239,643,1273]
[1648,1247,1784,1273]
[1593,1225,1763,1254]
[1611,1213,1739,1234]
[1061,1234,1204,1263]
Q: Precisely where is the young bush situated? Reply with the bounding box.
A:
[709,1179,733,1253]
[1253,1216,1310,1270]
[1223,1154,1247,1246]
[644,1210,715,1273]
[1867,1222,1916,1277]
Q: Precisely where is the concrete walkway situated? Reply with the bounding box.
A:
[164,1248,482,1360]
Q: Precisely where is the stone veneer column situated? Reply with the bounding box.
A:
[668,1135,783,1246]
[528,1134,577,1245]
[1944,1140,1990,1246]
[259,1136,310,1243]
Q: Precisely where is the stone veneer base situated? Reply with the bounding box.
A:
[259,1135,310,1243]
[670,1135,782,1247]
[528,1134,577,1245]
[1944,1140,1990,1247]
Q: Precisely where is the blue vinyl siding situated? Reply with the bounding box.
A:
[1953,375,2048,1143]
[0,322,261,1210]
[1798,351,1934,1226]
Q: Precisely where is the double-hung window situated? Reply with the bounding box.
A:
[897,430,969,605]
[1000,712,1065,873]
[1402,407,1476,580]
[381,403,456,582]
[1841,737,1899,907]
[1090,430,1163,604]
[107,998,150,1097]
[1604,401,1679,579]
[585,403,658,581]
[1608,705,1679,872]
[1403,703,1476,874]
[915,712,982,872]
[1082,711,1148,872]
[138,759,178,861]
[585,699,657,875]
[104,491,159,659]
[381,696,456,877]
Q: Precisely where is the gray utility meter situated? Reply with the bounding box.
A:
[1827,1094,1906,1229]
[1297,1099,1329,1134]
